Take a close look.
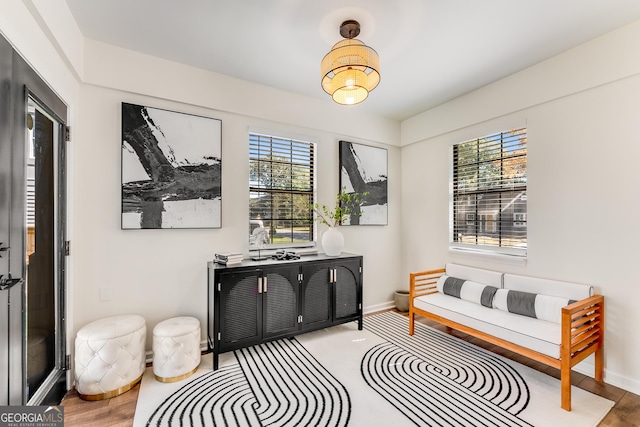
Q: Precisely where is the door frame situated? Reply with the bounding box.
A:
[23,90,68,405]
[5,35,68,405]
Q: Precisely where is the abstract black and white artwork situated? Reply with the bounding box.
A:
[121,103,222,229]
[339,140,388,225]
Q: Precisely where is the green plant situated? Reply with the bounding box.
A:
[311,188,368,227]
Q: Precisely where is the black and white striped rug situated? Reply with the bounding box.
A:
[134,312,612,427]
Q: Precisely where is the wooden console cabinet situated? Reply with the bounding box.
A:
[207,253,363,369]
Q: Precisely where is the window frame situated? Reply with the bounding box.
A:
[449,128,527,258]
[248,132,316,251]
[513,212,527,227]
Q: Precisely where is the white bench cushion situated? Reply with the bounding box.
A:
[414,293,561,358]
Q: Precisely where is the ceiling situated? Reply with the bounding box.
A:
[65,0,640,122]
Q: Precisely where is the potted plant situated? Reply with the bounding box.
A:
[311,188,368,256]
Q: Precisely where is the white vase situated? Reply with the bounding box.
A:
[322,226,344,256]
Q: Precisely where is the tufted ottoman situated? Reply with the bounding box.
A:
[74,315,146,400]
[153,316,201,382]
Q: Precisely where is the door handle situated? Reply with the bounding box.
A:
[0,274,23,290]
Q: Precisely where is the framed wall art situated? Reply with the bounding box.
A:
[339,140,388,225]
[121,102,222,229]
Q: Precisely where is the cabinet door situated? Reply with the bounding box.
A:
[334,259,361,321]
[300,262,333,330]
[262,266,300,339]
[218,270,262,350]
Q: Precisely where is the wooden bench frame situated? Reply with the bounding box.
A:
[409,268,605,411]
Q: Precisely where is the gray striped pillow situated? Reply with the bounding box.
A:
[436,275,498,308]
[493,289,576,323]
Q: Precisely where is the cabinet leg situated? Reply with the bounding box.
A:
[358,316,363,330]
[213,352,219,371]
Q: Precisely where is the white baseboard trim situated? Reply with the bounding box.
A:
[573,357,596,380]
[601,369,640,396]
[574,358,640,396]
[364,301,395,315]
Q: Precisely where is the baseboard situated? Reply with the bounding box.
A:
[154,304,395,365]
[603,369,640,396]
[364,301,395,315]
[574,357,640,396]
[145,307,392,364]
[573,357,596,381]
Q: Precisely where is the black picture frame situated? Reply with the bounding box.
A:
[339,140,388,225]
[121,102,222,229]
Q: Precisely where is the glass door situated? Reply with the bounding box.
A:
[24,96,67,404]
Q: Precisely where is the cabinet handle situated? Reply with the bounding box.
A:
[329,268,334,283]
[334,268,337,282]
[258,277,263,294]
[263,277,268,293]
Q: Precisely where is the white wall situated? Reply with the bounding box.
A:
[73,42,403,352]
[401,19,640,395]
[2,1,403,380]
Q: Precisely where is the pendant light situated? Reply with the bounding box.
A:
[321,20,380,105]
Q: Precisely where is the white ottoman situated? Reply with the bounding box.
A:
[74,315,146,400]
[153,316,201,382]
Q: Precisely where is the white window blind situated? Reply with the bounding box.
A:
[451,128,527,256]
[249,133,315,246]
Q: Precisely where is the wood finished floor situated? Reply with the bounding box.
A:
[60,310,640,426]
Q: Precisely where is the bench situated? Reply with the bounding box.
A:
[409,263,604,411]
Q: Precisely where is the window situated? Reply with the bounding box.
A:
[465,213,475,225]
[514,212,527,227]
[249,133,315,247]
[451,128,527,256]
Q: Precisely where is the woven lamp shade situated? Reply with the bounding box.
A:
[321,39,380,105]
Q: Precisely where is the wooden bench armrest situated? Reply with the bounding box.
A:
[409,268,446,300]
[563,294,604,314]
[561,294,604,362]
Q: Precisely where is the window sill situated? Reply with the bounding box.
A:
[448,247,528,267]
